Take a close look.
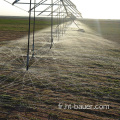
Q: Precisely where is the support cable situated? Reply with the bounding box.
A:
[4,0,27,12]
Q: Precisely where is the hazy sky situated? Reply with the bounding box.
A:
[0,0,120,19]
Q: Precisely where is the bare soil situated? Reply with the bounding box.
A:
[0,31,27,42]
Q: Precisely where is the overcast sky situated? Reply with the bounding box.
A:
[0,0,120,19]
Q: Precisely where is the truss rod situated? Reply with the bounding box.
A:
[64,3,81,17]
[65,0,82,17]
[48,5,63,16]
[37,0,59,16]
[60,0,80,29]
[29,0,47,12]
[16,3,62,5]
[65,0,76,8]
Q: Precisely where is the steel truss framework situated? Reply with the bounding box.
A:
[4,0,82,70]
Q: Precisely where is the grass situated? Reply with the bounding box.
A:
[0,18,56,31]
[79,19,120,44]
[0,17,58,42]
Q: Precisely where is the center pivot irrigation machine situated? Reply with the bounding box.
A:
[4,0,82,70]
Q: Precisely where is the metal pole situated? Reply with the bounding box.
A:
[62,13,64,35]
[57,5,59,39]
[58,0,60,41]
[50,0,53,49]
[56,9,59,38]
[60,1,61,35]
[32,0,36,57]
[26,0,32,71]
